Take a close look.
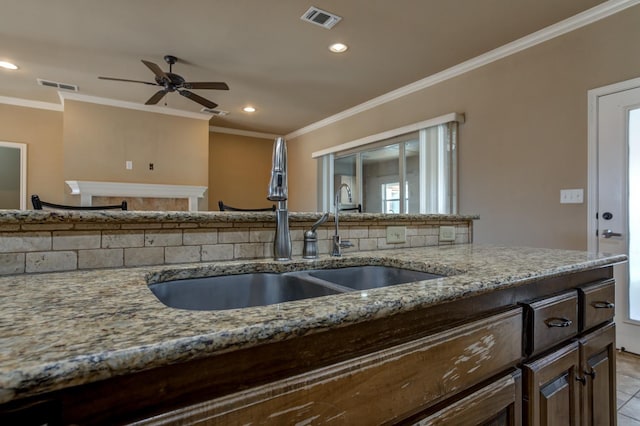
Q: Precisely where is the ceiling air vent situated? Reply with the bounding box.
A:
[300,6,342,29]
[37,78,79,92]
[201,107,229,116]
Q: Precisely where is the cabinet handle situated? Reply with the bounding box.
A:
[585,370,596,379]
[545,317,572,328]
[591,301,614,309]
[576,376,586,385]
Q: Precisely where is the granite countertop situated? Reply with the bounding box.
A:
[0,210,479,224]
[0,244,625,404]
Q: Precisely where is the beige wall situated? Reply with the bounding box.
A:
[63,101,209,206]
[0,104,64,204]
[288,6,640,250]
[209,132,273,211]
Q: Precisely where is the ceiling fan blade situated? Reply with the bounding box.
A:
[141,60,170,83]
[98,76,159,86]
[145,90,168,105]
[182,82,229,90]
[179,90,218,109]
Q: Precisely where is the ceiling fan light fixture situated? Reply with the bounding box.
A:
[243,106,256,113]
[329,43,348,53]
[0,61,18,70]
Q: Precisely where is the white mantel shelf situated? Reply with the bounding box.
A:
[65,181,207,211]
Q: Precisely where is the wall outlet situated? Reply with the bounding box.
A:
[439,226,456,242]
[125,160,133,170]
[386,226,406,244]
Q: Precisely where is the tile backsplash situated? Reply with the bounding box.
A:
[0,213,475,275]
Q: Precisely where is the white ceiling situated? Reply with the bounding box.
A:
[0,0,610,135]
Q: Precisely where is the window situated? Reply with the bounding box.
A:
[315,113,462,214]
[382,182,408,213]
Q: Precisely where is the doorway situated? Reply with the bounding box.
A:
[0,141,27,209]
[589,78,640,354]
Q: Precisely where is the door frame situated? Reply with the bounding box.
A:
[587,76,640,253]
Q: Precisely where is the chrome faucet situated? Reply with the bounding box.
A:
[267,137,292,261]
[332,183,354,256]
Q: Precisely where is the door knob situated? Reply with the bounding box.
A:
[601,229,622,238]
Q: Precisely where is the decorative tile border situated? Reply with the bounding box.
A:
[0,213,474,275]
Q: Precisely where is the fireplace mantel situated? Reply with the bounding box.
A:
[65,181,207,211]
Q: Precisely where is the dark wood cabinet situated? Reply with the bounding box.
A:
[579,322,616,426]
[523,341,581,426]
[411,369,522,426]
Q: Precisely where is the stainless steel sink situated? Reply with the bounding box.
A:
[149,273,340,311]
[308,265,442,291]
[148,265,444,311]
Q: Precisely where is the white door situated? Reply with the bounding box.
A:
[592,83,640,354]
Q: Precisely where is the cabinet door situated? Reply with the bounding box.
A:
[523,341,581,426]
[412,369,522,426]
[579,322,616,426]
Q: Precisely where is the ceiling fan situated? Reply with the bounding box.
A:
[98,55,229,109]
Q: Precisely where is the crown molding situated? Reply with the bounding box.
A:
[58,92,213,121]
[209,126,280,140]
[0,95,63,112]
[286,0,640,140]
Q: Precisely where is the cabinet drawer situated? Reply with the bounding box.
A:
[134,308,523,425]
[522,290,578,356]
[578,279,615,331]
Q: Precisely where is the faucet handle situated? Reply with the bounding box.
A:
[340,240,354,249]
[311,212,329,232]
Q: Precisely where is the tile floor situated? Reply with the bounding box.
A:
[618,350,640,425]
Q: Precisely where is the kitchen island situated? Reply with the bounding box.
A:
[0,242,625,424]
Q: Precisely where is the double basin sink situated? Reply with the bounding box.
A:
[148,266,443,311]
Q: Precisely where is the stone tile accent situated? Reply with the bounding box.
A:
[79,249,124,269]
[348,227,369,239]
[145,230,182,247]
[53,231,101,250]
[74,223,121,231]
[410,236,427,247]
[183,229,217,245]
[249,229,274,243]
[103,231,144,248]
[0,253,25,275]
[21,224,74,231]
[202,244,234,261]
[0,232,51,253]
[218,229,249,243]
[166,246,201,264]
[359,238,378,251]
[0,215,474,275]
[26,251,77,273]
[124,247,164,267]
[234,243,264,259]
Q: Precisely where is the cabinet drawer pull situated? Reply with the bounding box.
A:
[585,369,596,379]
[576,375,586,385]
[591,301,614,309]
[545,317,572,328]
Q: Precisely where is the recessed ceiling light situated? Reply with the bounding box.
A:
[0,61,18,70]
[243,106,256,113]
[329,43,348,53]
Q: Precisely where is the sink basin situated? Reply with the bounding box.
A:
[308,265,442,291]
[149,273,340,311]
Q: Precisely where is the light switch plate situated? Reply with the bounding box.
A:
[386,226,406,244]
[439,226,456,242]
[560,188,583,204]
[125,160,133,170]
